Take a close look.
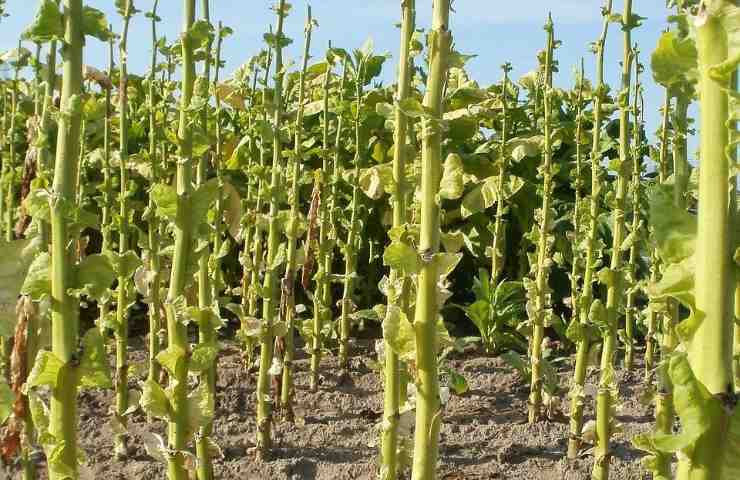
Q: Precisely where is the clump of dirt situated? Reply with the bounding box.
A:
[1,339,655,479]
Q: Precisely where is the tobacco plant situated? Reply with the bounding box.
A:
[410,0,451,477]
[526,15,557,424]
[256,0,290,457]
[280,5,315,417]
[566,0,613,459]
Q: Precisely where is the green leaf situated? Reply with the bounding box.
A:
[649,185,696,263]
[27,350,66,388]
[22,0,64,42]
[448,370,469,395]
[650,30,698,88]
[187,382,214,432]
[383,242,421,276]
[140,378,171,420]
[634,353,717,457]
[156,345,186,377]
[21,252,51,302]
[433,252,462,281]
[0,239,36,336]
[191,178,220,225]
[79,328,112,389]
[439,153,465,200]
[72,254,115,301]
[150,183,178,221]
[105,250,142,278]
[647,256,703,341]
[190,342,218,373]
[380,304,415,362]
[82,6,114,41]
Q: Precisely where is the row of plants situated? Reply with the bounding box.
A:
[0,0,736,479]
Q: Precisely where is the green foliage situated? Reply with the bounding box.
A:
[455,270,526,354]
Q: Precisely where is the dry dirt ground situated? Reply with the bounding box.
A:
[2,338,655,479]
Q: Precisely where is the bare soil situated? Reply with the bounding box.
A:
[2,338,654,479]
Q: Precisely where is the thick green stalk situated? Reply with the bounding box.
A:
[165,0,196,477]
[381,2,414,478]
[645,90,671,388]
[37,36,57,247]
[146,0,162,389]
[256,0,288,458]
[248,46,274,319]
[652,87,674,480]
[48,0,84,477]
[238,66,259,370]
[568,59,586,345]
[311,57,348,391]
[114,2,133,458]
[99,36,114,335]
[529,15,555,424]
[491,63,511,282]
[679,6,733,478]
[567,0,612,460]
[338,57,368,374]
[195,1,215,477]
[624,51,642,371]
[280,6,313,417]
[411,1,450,479]
[593,2,632,478]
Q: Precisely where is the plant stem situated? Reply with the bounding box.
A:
[680,5,733,478]
[146,0,163,391]
[114,0,133,458]
[49,0,84,477]
[593,1,632,477]
[280,6,313,418]
[624,49,642,371]
[338,54,369,375]
[567,0,613,460]
[381,2,414,478]
[256,0,288,458]
[491,63,511,283]
[165,0,196,477]
[411,1,450,478]
[529,14,555,424]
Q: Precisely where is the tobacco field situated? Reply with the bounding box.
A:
[0,0,737,479]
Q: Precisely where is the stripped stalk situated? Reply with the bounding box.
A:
[99,35,114,335]
[113,0,134,458]
[644,89,671,387]
[311,56,349,391]
[256,0,289,458]
[568,58,586,347]
[624,49,643,371]
[491,62,511,282]
[48,0,85,476]
[410,1,451,478]
[567,0,613,459]
[528,14,556,424]
[380,2,414,478]
[338,54,369,375]
[248,45,274,319]
[238,62,261,371]
[280,5,314,417]
[679,3,733,477]
[650,86,674,480]
[593,1,633,477]
[164,0,196,476]
[194,1,216,477]
[145,0,163,389]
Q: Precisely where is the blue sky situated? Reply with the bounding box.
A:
[1,1,679,155]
